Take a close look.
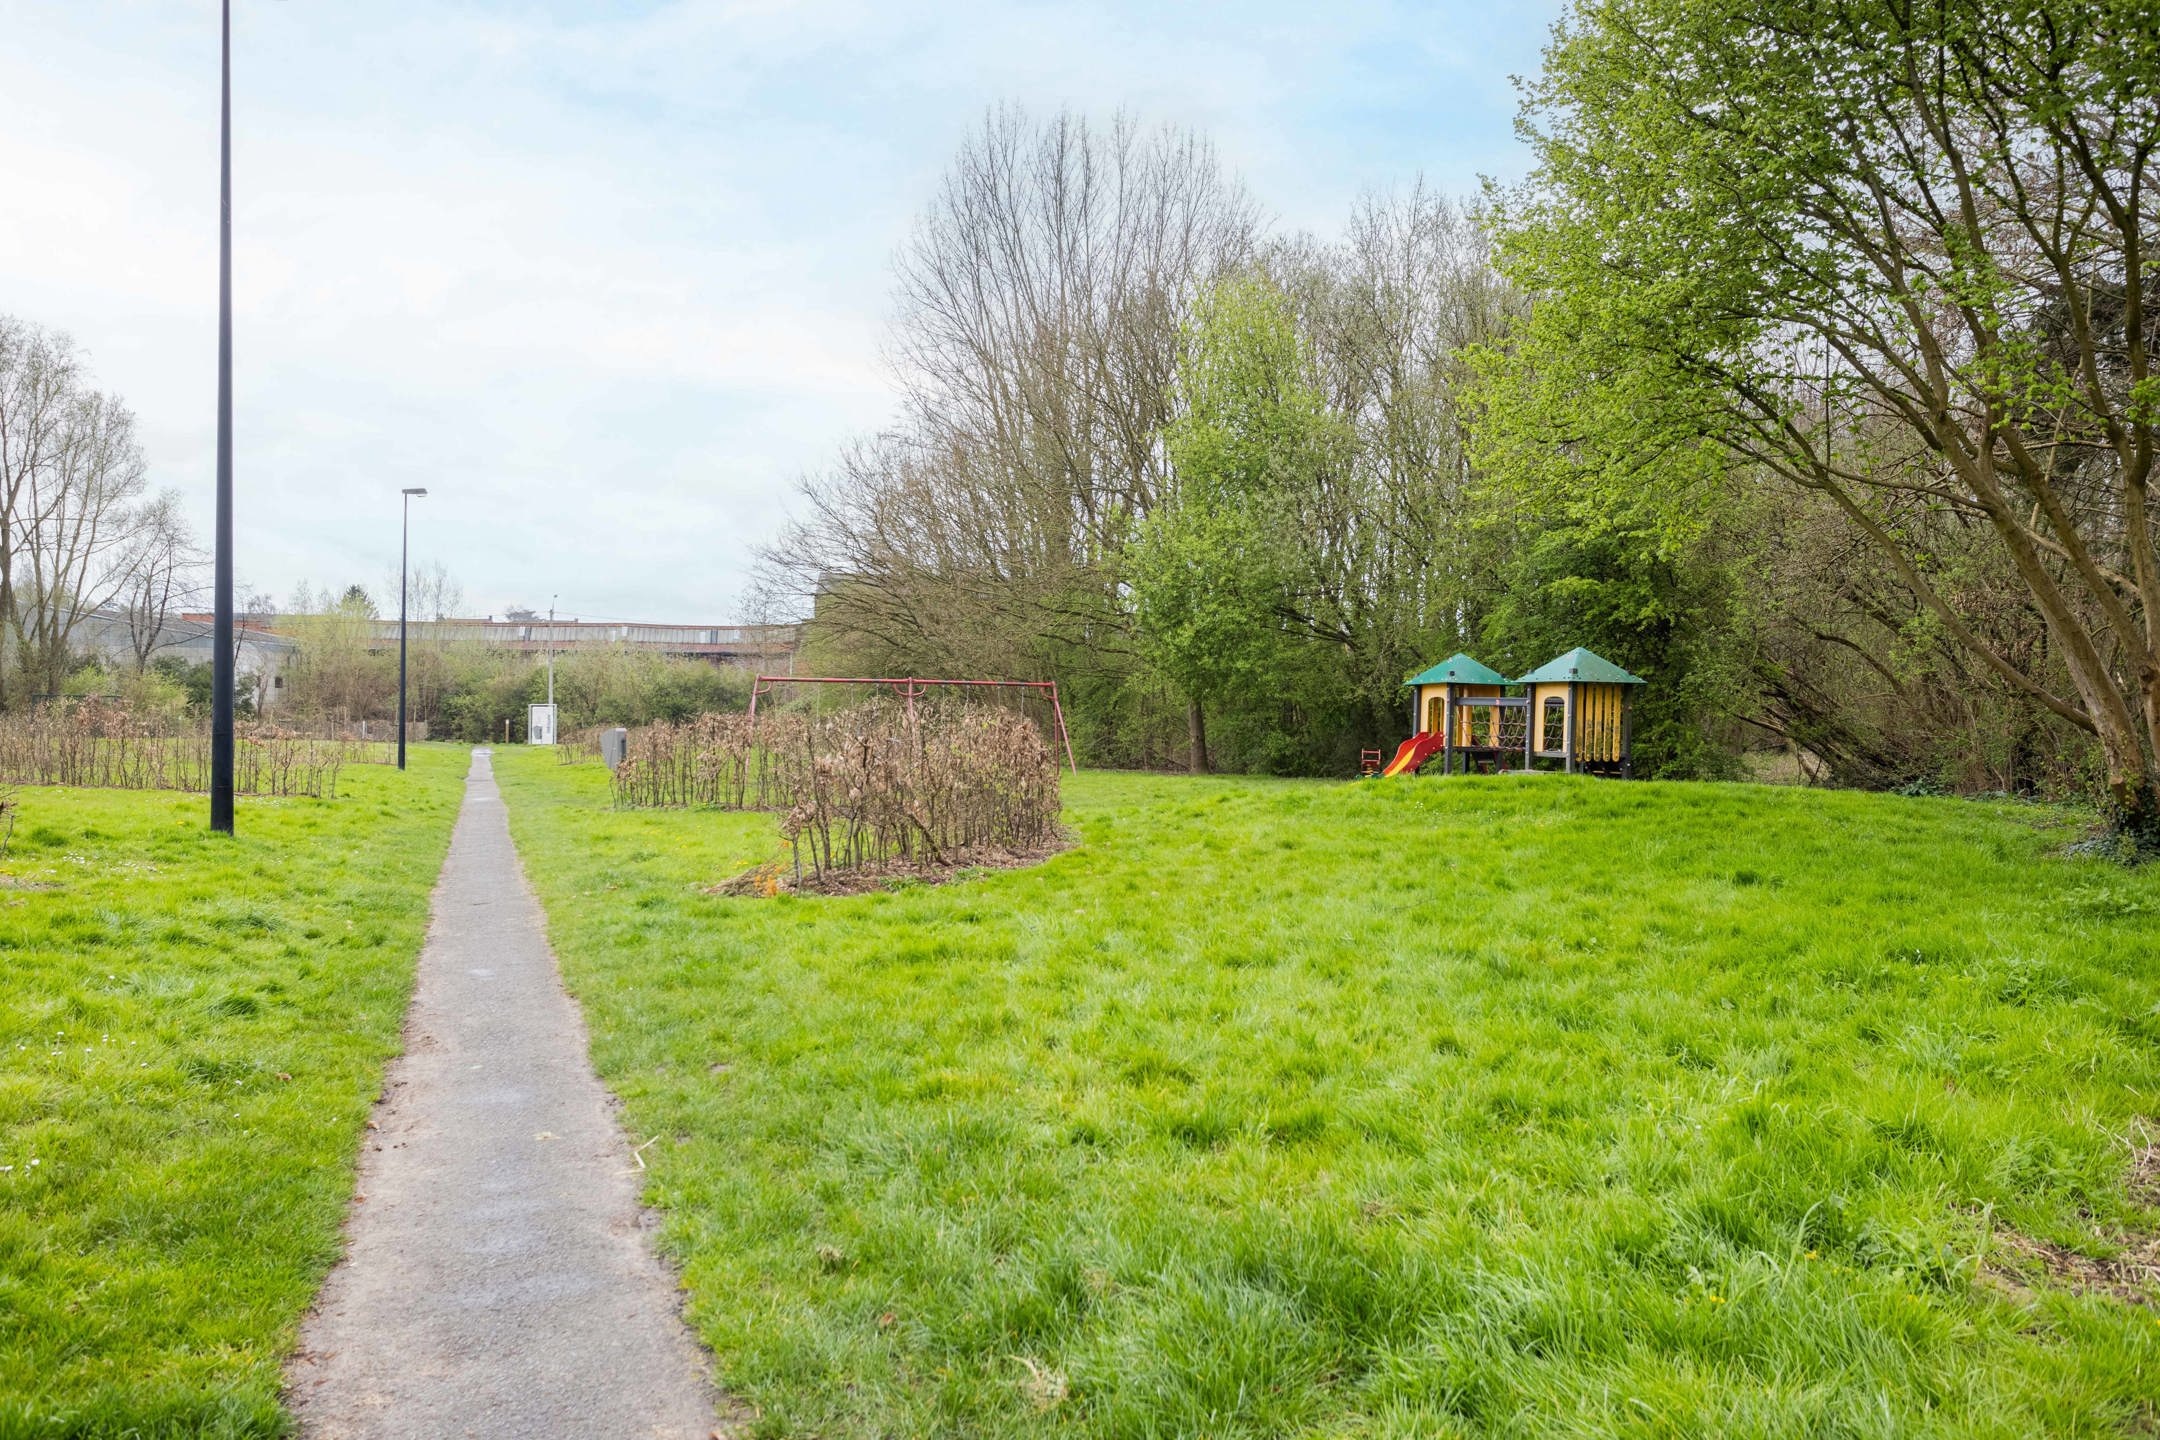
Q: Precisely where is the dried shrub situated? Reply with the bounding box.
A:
[614,699,1063,885]
[611,712,808,809]
[0,701,373,798]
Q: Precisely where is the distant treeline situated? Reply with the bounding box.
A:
[268,592,752,742]
[63,588,751,744]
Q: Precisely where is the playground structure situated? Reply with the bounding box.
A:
[1380,648,1644,779]
[746,675,1079,774]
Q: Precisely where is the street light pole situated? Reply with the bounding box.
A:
[210,0,236,833]
[398,488,427,769]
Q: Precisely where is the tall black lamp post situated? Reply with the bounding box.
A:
[398,487,428,770]
[210,0,237,833]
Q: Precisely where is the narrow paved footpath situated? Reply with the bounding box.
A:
[288,749,724,1440]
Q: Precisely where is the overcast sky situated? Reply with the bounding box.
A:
[3,0,1559,622]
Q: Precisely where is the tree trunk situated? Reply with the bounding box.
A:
[0,560,12,713]
[2102,759,2160,857]
[1187,701,1210,775]
[2081,664,2160,854]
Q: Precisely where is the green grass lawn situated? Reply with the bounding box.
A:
[0,746,467,1439]
[494,751,2160,1439]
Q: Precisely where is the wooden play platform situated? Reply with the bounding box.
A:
[1382,648,1644,778]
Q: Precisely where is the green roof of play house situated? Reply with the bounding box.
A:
[1516,647,1646,685]
[1403,653,1511,688]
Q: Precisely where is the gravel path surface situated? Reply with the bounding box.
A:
[287,749,725,1440]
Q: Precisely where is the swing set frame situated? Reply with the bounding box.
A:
[746,675,1079,774]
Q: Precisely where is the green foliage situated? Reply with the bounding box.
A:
[55,660,201,728]
[1463,294,1753,779]
[497,750,2160,1437]
[148,657,216,717]
[1130,278,1347,723]
[434,648,754,743]
[1134,253,1749,780]
[1473,506,1746,779]
[1164,275,1346,511]
[277,596,395,723]
[1126,502,1286,717]
[550,648,752,730]
[438,662,541,743]
[0,749,465,1434]
[1479,0,2160,811]
[1127,275,1368,772]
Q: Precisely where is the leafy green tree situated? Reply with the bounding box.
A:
[150,655,214,714]
[1477,505,1746,778]
[1127,276,1350,771]
[1485,0,2160,841]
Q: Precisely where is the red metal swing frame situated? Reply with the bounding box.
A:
[746,675,1079,774]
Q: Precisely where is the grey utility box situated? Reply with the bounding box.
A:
[601,727,629,770]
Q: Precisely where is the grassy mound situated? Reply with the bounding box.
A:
[494,752,2160,1439]
[0,748,466,1438]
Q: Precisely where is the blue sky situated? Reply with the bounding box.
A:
[2,0,1560,621]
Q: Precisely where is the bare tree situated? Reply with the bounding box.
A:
[13,384,147,697]
[893,107,1259,532]
[377,559,466,723]
[242,586,283,712]
[0,319,83,707]
[398,559,464,623]
[116,491,204,672]
[0,316,207,705]
[767,107,1259,700]
[1276,187,1527,723]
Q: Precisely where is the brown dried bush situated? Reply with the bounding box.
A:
[611,712,808,809]
[0,700,373,798]
[613,699,1062,885]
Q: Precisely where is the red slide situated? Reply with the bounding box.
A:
[1379,731,1445,777]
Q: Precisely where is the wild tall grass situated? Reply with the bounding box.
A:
[612,700,1061,881]
[0,701,384,798]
